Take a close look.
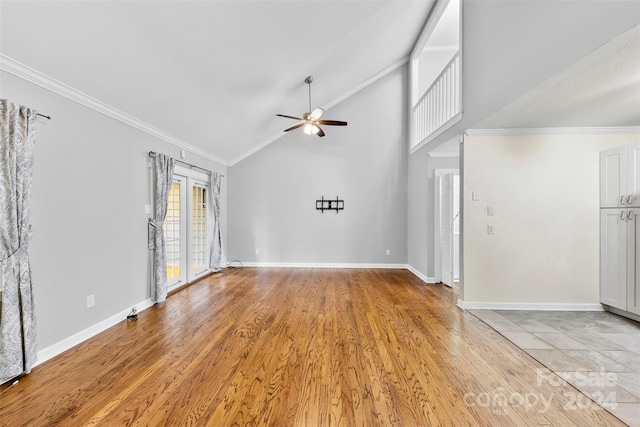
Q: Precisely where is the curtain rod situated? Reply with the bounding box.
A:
[36,113,51,120]
[148,151,224,177]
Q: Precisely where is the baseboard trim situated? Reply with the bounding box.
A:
[35,298,155,366]
[241,262,408,269]
[405,265,437,284]
[457,301,605,311]
[602,305,640,322]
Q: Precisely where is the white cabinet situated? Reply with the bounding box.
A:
[600,209,628,309]
[600,143,640,208]
[627,209,640,315]
[600,143,640,318]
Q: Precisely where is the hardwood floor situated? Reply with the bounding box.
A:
[0,268,625,426]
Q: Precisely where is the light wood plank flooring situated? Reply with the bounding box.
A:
[0,268,625,426]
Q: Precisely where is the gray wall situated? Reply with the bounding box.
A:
[227,66,408,265]
[407,148,459,279]
[1,71,226,350]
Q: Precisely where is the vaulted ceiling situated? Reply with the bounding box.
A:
[476,23,640,130]
[0,0,435,165]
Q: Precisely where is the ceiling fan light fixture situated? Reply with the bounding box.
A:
[304,123,320,135]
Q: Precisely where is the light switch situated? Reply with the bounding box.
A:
[487,225,494,235]
[487,206,494,216]
[144,204,152,214]
[472,191,479,201]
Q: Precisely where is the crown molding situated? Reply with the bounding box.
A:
[228,131,286,166]
[323,57,408,111]
[0,53,229,166]
[229,57,409,166]
[466,126,640,137]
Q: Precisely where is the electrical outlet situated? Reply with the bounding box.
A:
[386,249,391,256]
[255,248,260,255]
[144,204,152,214]
[87,294,95,308]
[487,206,494,216]
[487,225,494,235]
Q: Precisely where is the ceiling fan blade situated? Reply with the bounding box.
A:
[316,126,325,137]
[317,120,347,126]
[309,107,324,120]
[277,114,303,121]
[283,122,305,132]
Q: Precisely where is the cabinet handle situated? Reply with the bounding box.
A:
[621,195,626,205]
[628,195,634,205]
[621,211,626,220]
[629,211,634,220]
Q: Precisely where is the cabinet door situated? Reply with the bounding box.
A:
[600,146,627,208]
[627,143,640,207]
[627,208,640,315]
[601,209,627,309]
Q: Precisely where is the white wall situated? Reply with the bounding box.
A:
[463,132,639,306]
[227,66,408,265]
[1,71,227,352]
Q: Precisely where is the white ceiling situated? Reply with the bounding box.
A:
[0,0,435,165]
[475,23,640,130]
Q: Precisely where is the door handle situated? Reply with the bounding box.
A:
[621,196,626,205]
[629,211,634,220]
[621,211,626,220]
[628,195,634,205]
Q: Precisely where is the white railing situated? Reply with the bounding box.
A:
[413,52,461,146]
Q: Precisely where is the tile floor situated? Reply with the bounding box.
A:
[469,309,640,426]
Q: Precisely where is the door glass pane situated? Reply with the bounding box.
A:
[164,182,181,280]
[192,185,207,272]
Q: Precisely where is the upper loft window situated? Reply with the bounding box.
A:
[410,0,462,150]
[415,0,460,102]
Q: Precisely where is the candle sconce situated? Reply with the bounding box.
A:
[316,196,344,213]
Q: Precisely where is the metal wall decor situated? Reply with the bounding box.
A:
[316,196,344,213]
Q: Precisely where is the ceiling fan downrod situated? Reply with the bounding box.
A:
[305,76,313,113]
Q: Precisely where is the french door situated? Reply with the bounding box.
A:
[164,166,210,291]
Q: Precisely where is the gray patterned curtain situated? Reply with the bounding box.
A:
[151,154,175,303]
[208,172,225,270]
[0,99,38,384]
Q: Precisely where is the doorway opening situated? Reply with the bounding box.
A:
[164,165,211,292]
[435,169,460,287]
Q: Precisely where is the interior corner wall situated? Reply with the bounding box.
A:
[1,71,227,351]
[463,132,639,305]
[407,149,460,279]
[227,66,408,265]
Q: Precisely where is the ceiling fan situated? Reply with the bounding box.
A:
[277,76,347,137]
